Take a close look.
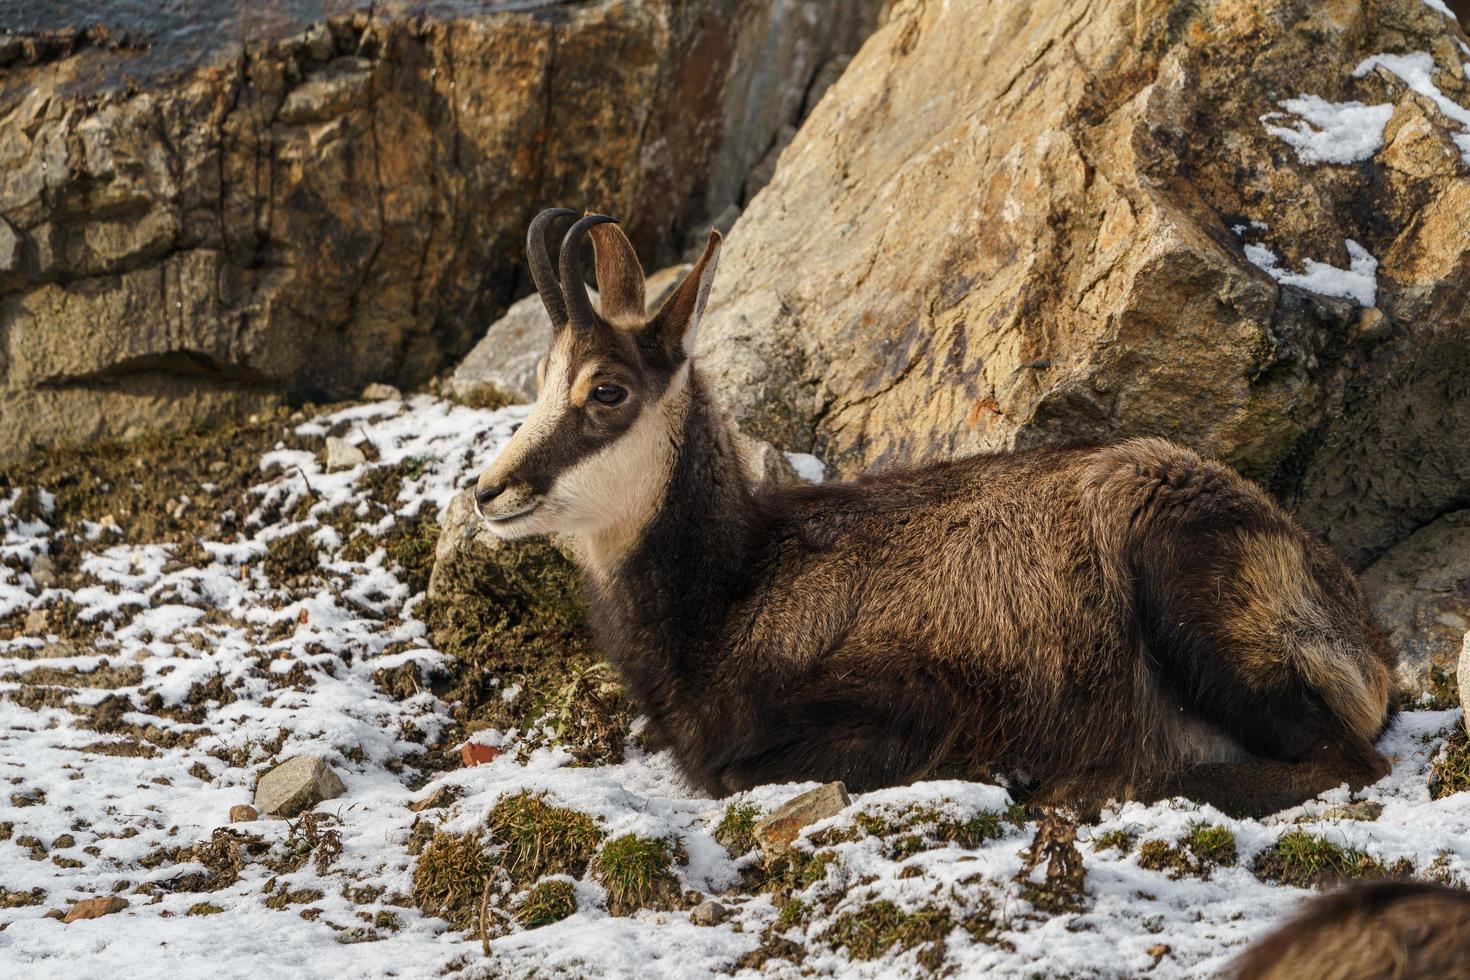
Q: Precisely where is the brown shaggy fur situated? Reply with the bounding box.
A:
[1232,882,1470,979]
[476,211,1398,816]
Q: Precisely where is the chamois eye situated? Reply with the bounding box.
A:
[591,384,627,406]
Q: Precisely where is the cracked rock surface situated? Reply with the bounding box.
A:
[697,0,1470,587]
[0,0,884,461]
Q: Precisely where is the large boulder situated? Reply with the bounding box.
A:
[1361,510,1470,694]
[696,0,1470,572]
[0,0,886,461]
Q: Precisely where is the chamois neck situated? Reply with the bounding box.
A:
[584,371,764,670]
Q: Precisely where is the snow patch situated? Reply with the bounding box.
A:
[784,452,827,484]
[1245,238,1379,306]
[1261,95,1393,164]
[1355,50,1470,165]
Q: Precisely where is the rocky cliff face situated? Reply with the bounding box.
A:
[0,0,884,461]
[696,0,1470,578]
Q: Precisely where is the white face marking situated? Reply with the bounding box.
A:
[477,330,690,569]
[555,362,691,575]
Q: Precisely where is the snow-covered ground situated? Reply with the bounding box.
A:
[1,395,1466,979]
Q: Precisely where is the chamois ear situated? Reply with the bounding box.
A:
[589,219,646,324]
[646,229,721,358]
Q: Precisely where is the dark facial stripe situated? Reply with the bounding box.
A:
[515,399,639,496]
[503,319,682,494]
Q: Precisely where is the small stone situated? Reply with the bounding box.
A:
[229,804,258,823]
[325,436,367,471]
[62,896,128,923]
[361,382,402,401]
[1461,631,1470,736]
[1322,800,1384,822]
[10,787,45,808]
[29,554,57,591]
[407,785,455,813]
[752,782,851,856]
[733,430,801,487]
[252,755,346,818]
[23,608,49,635]
[303,21,335,61]
[459,742,502,767]
[690,900,729,926]
[0,215,21,273]
[1147,944,1171,959]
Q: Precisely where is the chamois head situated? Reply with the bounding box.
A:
[473,208,721,546]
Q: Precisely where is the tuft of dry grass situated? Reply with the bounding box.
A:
[820,900,956,968]
[515,878,578,929]
[1429,727,1470,800]
[411,830,498,930]
[591,834,680,916]
[1014,813,1085,913]
[1252,830,1411,889]
[485,793,604,886]
[715,802,761,858]
[1138,822,1237,880]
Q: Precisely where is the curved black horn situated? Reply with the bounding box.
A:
[527,207,578,327]
[559,213,619,329]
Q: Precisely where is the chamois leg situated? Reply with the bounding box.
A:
[718,730,930,794]
[1139,740,1392,819]
[1031,740,1390,819]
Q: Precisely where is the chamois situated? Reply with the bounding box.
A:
[473,208,1397,816]
[1231,881,1470,979]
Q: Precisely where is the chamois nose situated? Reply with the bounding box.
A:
[474,481,506,510]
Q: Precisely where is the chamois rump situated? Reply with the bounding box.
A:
[472,208,1397,816]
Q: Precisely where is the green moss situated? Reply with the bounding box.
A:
[820,900,954,963]
[382,518,439,596]
[812,804,1012,859]
[1430,728,1470,800]
[1139,822,1236,878]
[411,830,498,930]
[715,802,761,858]
[593,834,679,916]
[776,898,809,931]
[262,528,320,583]
[1183,823,1237,866]
[357,465,403,507]
[0,410,297,548]
[423,538,632,764]
[425,540,583,651]
[1138,823,1236,880]
[515,878,578,929]
[264,887,326,910]
[1251,830,1408,888]
[485,793,604,887]
[1422,664,1460,711]
[1092,829,1138,854]
[453,385,518,412]
[766,848,841,896]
